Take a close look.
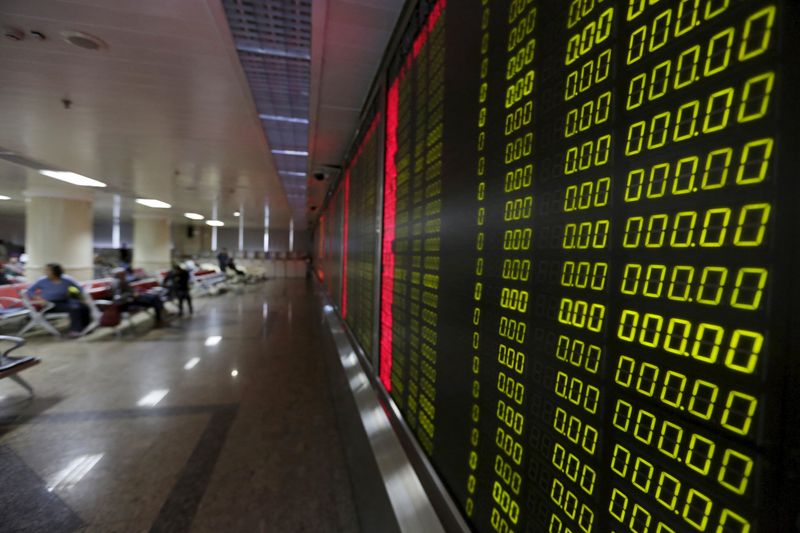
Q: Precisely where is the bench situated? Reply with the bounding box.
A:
[0,283,31,330]
[0,335,40,396]
[192,270,228,296]
[0,279,113,338]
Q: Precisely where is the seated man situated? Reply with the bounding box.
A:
[25,263,90,338]
[111,269,164,326]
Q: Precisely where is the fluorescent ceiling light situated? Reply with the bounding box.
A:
[280,171,306,177]
[137,389,169,407]
[184,357,200,370]
[233,211,240,217]
[206,220,224,227]
[47,454,104,492]
[39,170,106,188]
[272,149,308,156]
[136,198,171,209]
[0,195,10,200]
[259,114,309,124]
[205,335,222,346]
[184,212,204,220]
[236,44,310,60]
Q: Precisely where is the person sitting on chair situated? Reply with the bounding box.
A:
[227,256,246,277]
[25,263,90,338]
[111,269,165,326]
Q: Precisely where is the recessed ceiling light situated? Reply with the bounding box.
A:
[233,211,240,217]
[206,220,224,227]
[0,195,10,200]
[136,198,171,209]
[272,149,308,156]
[184,212,204,220]
[60,30,107,51]
[39,170,106,188]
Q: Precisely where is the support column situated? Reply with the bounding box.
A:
[25,191,94,281]
[134,215,171,273]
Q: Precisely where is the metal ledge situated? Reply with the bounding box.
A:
[321,295,471,533]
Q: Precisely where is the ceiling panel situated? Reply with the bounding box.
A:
[221,0,312,223]
[307,0,405,215]
[0,0,291,230]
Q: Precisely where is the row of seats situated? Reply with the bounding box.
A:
[0,269,229,338]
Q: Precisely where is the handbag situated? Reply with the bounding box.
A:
[99,303,122,327]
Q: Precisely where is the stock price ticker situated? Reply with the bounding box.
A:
[367,0,800,531]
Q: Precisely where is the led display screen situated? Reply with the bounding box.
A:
[322,0,800,531]
[343,114,382,358]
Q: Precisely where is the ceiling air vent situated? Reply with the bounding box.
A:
[60,30,107,51]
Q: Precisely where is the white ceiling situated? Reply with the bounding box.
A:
[0,0,290,229]
[0,0,405,232]
[307,0,404,213]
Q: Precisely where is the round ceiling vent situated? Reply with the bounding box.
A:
[60,30,107,50]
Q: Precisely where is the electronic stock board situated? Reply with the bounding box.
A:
[321,0,800,531]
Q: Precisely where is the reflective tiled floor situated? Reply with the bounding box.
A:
[0,280,360,532]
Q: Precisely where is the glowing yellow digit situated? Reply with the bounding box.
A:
[673,156,698,194]
[704,27,734,76]
[739,6,775,61]
[733,203,771,247]
[626,169,645,202]
[655,471,681,511]
[647,163,670,198]
[660,370,687,407]
[720,391,758,436]
[718,448,753,495]
[667,265,694,302]
[691,322,724,363]
[696,266,727,305]
[658,420,684,458]
[675,0,700,37]
[670,211,697,247]
[664,317,691,356]
[643,264,667,297]
[649,9,672,52]
[736,137,772,185]
[636,362,660,397]
[673,99,700,141]
[645,214,668,248]
[703,87,734,133]
[674,45,700,89]
[702,147,733,189]
[628,25,647,64]
[738,71,775,123]
[621,263,642,295]
[699,207,731,247]
[730,268,767,311]
[649,60,672,101]
[682,488,712,530]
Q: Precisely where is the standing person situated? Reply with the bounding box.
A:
[164,264,193,316]
[25,263,90,338]
[217,248,230,273]
[119,243,132,271]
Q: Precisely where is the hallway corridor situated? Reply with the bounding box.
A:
[0,280,359,532]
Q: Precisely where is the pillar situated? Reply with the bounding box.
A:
[133,215,171,273]
[25,191,94,281]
